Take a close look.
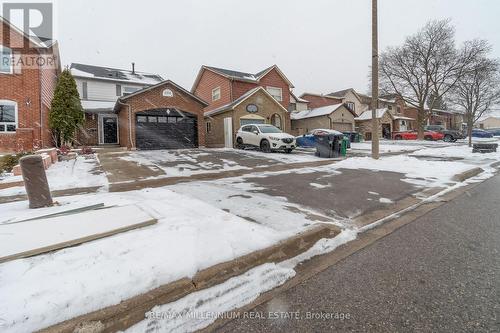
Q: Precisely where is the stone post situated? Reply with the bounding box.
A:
[19,155,53,209]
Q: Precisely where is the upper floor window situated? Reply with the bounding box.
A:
[0,46,13,74]
[266,87,282,101]
[346,102,355,112]
[212,87,221,101]
[82,82,88,99]
[116,84,122,96]
[0,100,18,133]
[123,86,141,95]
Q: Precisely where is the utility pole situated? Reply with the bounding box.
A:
[371,0,380,159]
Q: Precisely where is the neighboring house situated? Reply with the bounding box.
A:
[478,116,500,129]
[358,93,415,132]
[299,93,342,109]
[114,80,208,150]
[0,17,60,152]
[326,88,364,116]
[204,87,289,147]
[289,91,309,112]
[192,65,296,147]
[355,109,395,140]
[291,104,356,135]
[70,63,164,146]
[428,109,464,130]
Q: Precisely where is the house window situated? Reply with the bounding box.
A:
[137,116,147,122]
[346,102,355,112]
[0,100,18,133]
[123,86,141,95]
[162,89,173,97]
[206,121,212,133]
[116,84,122,96]
[212,87,221,101]
[271,114,282,129]
[266,87,282,101]
[0,46,13,74]
[158,116,167,123]
[82,82,88,99]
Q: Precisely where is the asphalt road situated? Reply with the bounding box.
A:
[215,173,500,333]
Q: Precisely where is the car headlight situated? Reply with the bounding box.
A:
[269,136,281,141]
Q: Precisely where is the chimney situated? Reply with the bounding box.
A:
[132,62,135,74]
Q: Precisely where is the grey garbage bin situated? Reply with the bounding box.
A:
[314,132,344,158]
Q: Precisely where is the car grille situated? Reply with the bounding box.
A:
[282,138,293,144]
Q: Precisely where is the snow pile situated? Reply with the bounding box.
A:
[0,188,287,332]
[0,156,108,197]
[411,144,500,161]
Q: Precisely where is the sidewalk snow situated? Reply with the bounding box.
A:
[0,188,294,332]
[0,155,108,197]
[125,229,357,333]
[411,142,500,161]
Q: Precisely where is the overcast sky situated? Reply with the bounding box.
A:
[55,0,500,95]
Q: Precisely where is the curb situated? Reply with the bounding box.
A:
[38,225,340,333]
[452,167,484,182]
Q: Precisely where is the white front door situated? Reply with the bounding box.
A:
[400,120,407,132]
[224,117,233,148]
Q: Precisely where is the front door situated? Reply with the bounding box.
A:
[102,117,118,144]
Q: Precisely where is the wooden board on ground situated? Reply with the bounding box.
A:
[0,205,157,264]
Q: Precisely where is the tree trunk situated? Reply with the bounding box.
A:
[417,107,425,140]
[467,119,473,147]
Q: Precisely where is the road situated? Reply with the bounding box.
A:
[215,173,500,333]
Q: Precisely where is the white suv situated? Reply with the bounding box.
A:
[236,124,296,153]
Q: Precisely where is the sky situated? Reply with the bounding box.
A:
[49,0,500,96]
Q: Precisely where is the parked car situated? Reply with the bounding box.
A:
[424,125,464,142]
[393,130,445,141]
[236,124,296,153]
[471,129,494,138]
[296,129,343,148]
[485,128,500,136]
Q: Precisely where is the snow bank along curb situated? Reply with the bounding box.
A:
[451,167,484,182]
[38,225,340,333]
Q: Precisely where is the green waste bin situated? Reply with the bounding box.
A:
[341,138,349,156]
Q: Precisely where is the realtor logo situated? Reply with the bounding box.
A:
[2,2,54,48]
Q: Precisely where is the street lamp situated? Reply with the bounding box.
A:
[371,0,380,159]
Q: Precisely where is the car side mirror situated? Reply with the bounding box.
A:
[253,130,259,135]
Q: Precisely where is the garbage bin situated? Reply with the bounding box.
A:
[314,132,344,158]
[341,137,349,156]
[342,133,352,149]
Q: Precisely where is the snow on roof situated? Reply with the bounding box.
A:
[70,63,163,85]
[291,104,344,120]
[81,100,117,112]
[355,108,389,121]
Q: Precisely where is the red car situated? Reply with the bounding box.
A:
[393,130,444,141]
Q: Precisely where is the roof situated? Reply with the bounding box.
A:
[392,115,414,121]
[290,91,309,103]
[70,63,164,85]
[192,64,294,92]
[291,104,347,120]
[204,86,287,117]
[299,92,343,101]
[355,108,390,121]
[81,100,116,113]
[357,93,396,105]
[115,80,208,110]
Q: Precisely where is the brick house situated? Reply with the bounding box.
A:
[192,65,296,147]
[0,17,60,152]
[71,63,164,146]
[355,109,395,140]
[299,93,342,109]
[114,80,208,149]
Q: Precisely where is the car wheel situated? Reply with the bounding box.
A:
[443,134,453,142]
[236,137,244,149]
[285,149,293,154]
[395,135,402,140]
[260,139,271,153]
[424,135,433,141]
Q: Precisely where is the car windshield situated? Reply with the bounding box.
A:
[258,125,282,133]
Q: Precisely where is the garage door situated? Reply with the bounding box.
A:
[331,122,353,132]
[135,109,198,150]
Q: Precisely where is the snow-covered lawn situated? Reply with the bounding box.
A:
[410,138,500,163]
[0,188,307,332]
[0,155,108,197]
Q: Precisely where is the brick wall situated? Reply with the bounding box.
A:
[193,69,232,112]
[300,94,342,109]
[117,82,206,149]
[253,68,290,109]
[77,113,99,146]
[0,20,57,152]
[356,112,393,140]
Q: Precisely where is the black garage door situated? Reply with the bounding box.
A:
[135,109,198,150]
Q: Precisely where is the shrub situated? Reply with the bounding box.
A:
[80,146,94,155]
[0,152,31,173]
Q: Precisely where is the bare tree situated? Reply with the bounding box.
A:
[379,19,485,139]
[451,54,500,146]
